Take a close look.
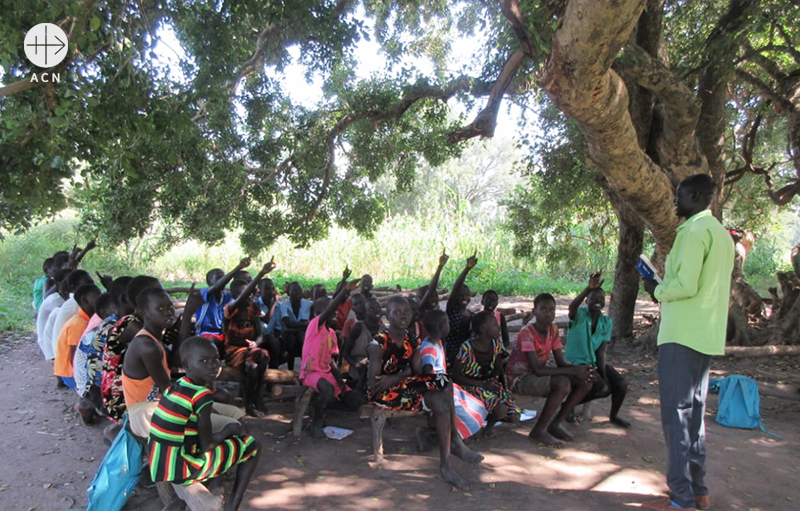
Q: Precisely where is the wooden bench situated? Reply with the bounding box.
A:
[359,405,427,463]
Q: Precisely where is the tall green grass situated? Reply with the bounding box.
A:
[0,215,585,331]
[3,211,795,332]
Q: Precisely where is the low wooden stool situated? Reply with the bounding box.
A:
[359,405,426,462]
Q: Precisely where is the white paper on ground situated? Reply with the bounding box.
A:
[322,426,353,440]
[483,409,537,428]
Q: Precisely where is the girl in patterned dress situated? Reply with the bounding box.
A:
[367,296,482,490]
[454,311,520,437]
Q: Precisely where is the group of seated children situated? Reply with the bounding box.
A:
[32,243,629,496]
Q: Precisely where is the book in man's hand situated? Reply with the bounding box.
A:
[636,255,662,284]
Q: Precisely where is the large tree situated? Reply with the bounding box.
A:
[2,0,799,340]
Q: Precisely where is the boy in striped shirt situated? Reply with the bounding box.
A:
[149,336,261,511]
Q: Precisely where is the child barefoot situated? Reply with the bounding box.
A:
[223,260,277,417]
[565,272,630,428]
[149,336,261,511]
[368,297,481,490]
[506,293,595,447]
[420,310,487,441]
[300,270,362,438]
[453,311,520,437]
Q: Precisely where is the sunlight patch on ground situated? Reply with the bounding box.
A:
[485,448,621,491]
[589,468,665,496]
[249,475,379,510]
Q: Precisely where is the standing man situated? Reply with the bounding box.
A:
[643,174,734,511]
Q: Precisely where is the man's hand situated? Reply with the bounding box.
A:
[345,278,361,292]
[588,271,604,290]
[466,250,478,269]
[342,266,352,281]
[239,257,252,269]
[642,278,659,302]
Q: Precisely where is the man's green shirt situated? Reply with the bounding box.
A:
[655,210,734,355]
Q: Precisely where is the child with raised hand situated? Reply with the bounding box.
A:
[149,336,261,511]
[223,259,277,417]
[418,250,450,320]
[54,284,102,390]
[368,296,481,490]
[481,290,510,348]
[565,271,630,428]
[280,281,313,371]
[341,296,381,391]
[453,311,520,437]
[420,309,487,441]
[196,258,252,340]
[506,293,595,447]
[444,252,478,366]
[300,269,362,439]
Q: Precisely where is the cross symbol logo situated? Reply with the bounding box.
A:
[24,23,69,69]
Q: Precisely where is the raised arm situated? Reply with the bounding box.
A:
[208,257,251,296]
[69,239,97,269]
[447,251,477,310]
[318,273,358,327]
[569,271,604,320]
[420,250,449,308]
[229,258,276,314]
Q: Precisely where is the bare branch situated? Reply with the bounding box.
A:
[447,51,526,143]
[740,41,788,82]
[735,69,794,111]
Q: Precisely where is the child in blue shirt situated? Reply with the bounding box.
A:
[565,272,630,428]
[195,258,251,340]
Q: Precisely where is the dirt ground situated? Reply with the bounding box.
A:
[2,297,800,511]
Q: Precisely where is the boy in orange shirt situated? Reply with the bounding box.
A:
[54,284,101,389]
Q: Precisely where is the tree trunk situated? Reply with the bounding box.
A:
[601,184,645,342]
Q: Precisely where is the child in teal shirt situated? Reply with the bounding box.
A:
[565,272,630,428]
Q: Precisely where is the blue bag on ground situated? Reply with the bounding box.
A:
[86,416,143,511]
[714,375,779,437]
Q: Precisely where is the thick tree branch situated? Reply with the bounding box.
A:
[542,0,680,253]
[497,0,540,58]
[447,51,526,143]
[615,43,699,128]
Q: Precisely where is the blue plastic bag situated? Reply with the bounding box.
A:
[715,375,780,438]
[86,416,143,511]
